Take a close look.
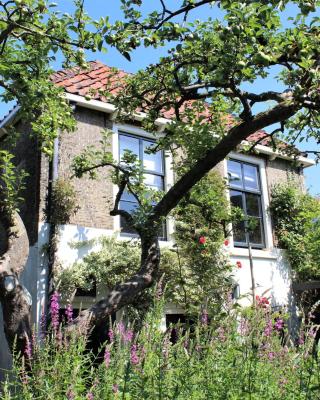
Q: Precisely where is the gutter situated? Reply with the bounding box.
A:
[245,142,316,168]
[65,93,169,131]
[0,105,21,138]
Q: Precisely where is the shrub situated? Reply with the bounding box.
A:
[269,183,320,281]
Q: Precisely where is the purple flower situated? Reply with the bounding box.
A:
[117,322,125,337]
[112,384,119,394]
[86,392,94,400]
[274,318,284,331]
[124,329,134,343]
[104,346,111,368]
[24,337,32,359]
[201,309,208,326]
[264,319,273,337]
[66,389,75,400]
[65,303,73,324]
[268,351,275,360]
[50,291,60,331]
[130,344,140,365]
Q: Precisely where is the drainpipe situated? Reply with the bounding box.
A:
[245,221,256,307]
[41,135,59,325]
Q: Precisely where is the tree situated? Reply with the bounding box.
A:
[1,0,320,352]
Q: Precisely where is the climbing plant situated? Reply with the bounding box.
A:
[55,171,238,320]
[269,183,320,281]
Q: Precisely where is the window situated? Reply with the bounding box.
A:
[118,132,166,239]
[227,159,265,248]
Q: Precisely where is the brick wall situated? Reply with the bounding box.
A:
[58,106,114,229]
[265,157,305,196]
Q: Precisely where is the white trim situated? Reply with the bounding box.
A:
[0,105,21,136]
[242,141,315,168]
[65,93,168,130]
[225,152,274,252]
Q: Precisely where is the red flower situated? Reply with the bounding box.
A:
[224,239,229,246]
[236,261,242,269]
[199,236,206,245]
[256,295,270,308]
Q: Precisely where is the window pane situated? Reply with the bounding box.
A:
[233,220,247,244]
[119,134,140,161]
[143,140,163,173]
[230,190,246,244]
[248,217,263,246]
[227,160,243,188]
[230,190,244,210]
[144,174,164,190]
[119,201,138,234]
[121,188,137,202]
[245,193,261,217]
[243,164,259,191]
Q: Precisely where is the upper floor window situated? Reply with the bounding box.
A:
[118,132,166,239]
[227,159,265,248]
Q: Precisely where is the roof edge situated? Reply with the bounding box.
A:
[0,105,21,138]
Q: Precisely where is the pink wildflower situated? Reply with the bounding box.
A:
[199,236,206,245]
[24,337,32,359]
[264,319,273,337]
[130,344,140,365]
[274,318,284,331]
[50,291,60,331]
[65,303,73,324]
[201,309,208,326]
[86,392,94,400]
[108,328,114,343]
[112,384,119,394]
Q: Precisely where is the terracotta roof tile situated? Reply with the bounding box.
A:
[50,61,275,146]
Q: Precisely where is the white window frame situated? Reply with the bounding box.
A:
[225,152,274,257]
[112,123,174,245]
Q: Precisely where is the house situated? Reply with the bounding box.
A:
[0,61,315,377]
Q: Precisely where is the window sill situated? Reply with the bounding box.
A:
[229,247,279,260]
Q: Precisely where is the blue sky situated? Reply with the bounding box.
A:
[1,1,319,194]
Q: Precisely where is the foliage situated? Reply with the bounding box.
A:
[0,149,28,215]
[46,178,79,225]
[55,172,236,319]
[269,183,320,281]
[3,297,320,399]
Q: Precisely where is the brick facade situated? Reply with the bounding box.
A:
[58,106,114,229]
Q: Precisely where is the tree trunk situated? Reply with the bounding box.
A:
[0,210,31,355]
[70,233,160,335]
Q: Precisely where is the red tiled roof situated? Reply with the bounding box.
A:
[51,60,271,145]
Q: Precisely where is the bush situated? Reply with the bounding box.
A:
[3,296,320,399]
[269,183,320,281]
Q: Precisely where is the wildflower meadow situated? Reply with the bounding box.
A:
[2,293,320,400]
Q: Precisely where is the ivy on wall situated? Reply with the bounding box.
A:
[269,183,320,281]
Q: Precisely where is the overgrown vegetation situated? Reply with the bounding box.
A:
[46,178,79,226]
[3,296,320,399]
[55,172,238,320]
[269,183,320,281]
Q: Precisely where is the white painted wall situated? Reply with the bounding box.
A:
[54,224,293,311]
